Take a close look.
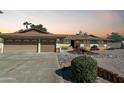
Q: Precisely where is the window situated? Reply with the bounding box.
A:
[84,40,90,44]
[42,40,47,43]
[49,40,55,43]
[23,40,29,42]
[15,40,21,42]
[6,39,13,42]
[80,40,84,44]
[60,39,70,44]
[103,40,107,44]
[56,39,60,43]
[90,40,98,44]
[32,40,37,42]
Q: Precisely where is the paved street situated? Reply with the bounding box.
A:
[0,53,64,83]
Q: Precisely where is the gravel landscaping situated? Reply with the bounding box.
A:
[57,49,124,82]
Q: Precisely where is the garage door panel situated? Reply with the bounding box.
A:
[4,44,37,53]
[41,45,55,52]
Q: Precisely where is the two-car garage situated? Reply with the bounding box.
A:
[3,39,56,53]
[0,28,64,54]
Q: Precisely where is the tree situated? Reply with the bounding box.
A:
[76,30,83,35]
[76,30,88,37]
[30,24,47,32]
[22,22,47,32]
[17,29,24,33]
[23,21,31,29]
[83,32,88,37]
[42,27,47,32]
[107,32,123,42]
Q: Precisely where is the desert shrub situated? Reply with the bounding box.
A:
[79,47,87,52]
[71,56,97,83]
[106,48,115,50]
[90,45,99,50]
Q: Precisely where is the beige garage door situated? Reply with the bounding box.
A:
[41,44,55,52]
[4,41,37,53]
[41,40,55,52]
[4,45,37,53]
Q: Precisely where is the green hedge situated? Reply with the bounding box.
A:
[90,45,99,50]
[71,56,97,83]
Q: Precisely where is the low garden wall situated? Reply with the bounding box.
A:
[108,42,122,48]
[97,67,124,83]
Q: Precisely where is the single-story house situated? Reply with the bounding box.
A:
[0,29,108,53]
[0,29,64,53]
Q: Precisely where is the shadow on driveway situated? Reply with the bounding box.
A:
[56,67,75,82]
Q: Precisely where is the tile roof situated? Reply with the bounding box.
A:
[0,29,64,39]
[55,34,107,40]
[0,29,107,40]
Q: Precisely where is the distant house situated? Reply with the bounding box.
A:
[0,29,108,53]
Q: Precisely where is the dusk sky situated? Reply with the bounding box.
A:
[0,10,124,37]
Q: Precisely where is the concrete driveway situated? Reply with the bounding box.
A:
[0,53,64,83]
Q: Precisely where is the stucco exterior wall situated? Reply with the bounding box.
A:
[80,44,84,47]
[56,44,70,48]
[0,38,4,53]
[90,44,99,47]
[107,42,122,48]
[56,43,108,51]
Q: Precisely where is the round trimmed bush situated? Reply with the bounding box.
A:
[90,45,99,50]
[71,56,97,83]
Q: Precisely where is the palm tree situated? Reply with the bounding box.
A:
[23,21,31,29]
[30,24,47,32]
